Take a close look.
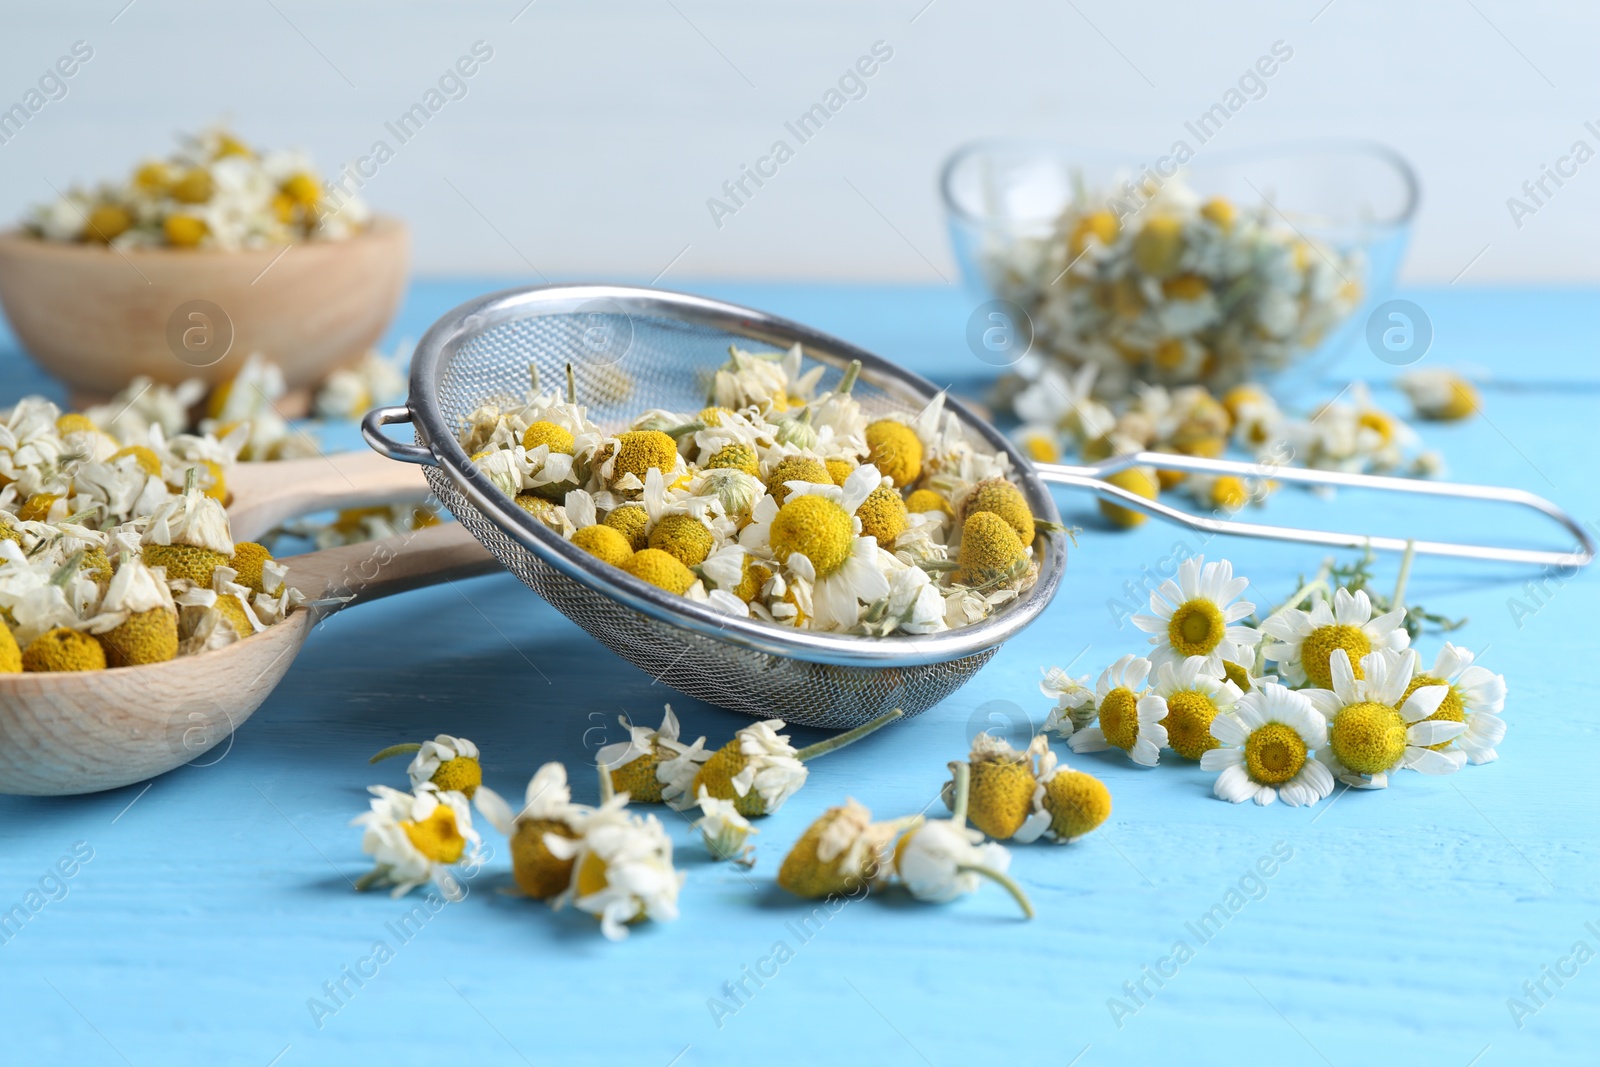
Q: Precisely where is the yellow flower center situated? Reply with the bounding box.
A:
[1328,700,1407,776]
[1243,722,1308,785]
[1404,674,1465,751]
[1299,625,1370,690]
[1167,598,1225,657]
[510,818,576,900]
[401,805,466,864]
[967,759,1036,840]
[769,495,854,579]
[1222,660,1252,692]
[1099,687,1141,751]
[1043,770,1112,840]
[430,756,482,799]
[1161,689,1222,760]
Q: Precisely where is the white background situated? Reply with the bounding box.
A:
[0,0,1594,282]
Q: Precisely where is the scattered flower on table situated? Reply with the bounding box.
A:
[474,762,590,902]
[597,704,709,808]
[1016,747,1112,844]
[690,708,902,817]
[1397,368,1481,422]
[1261,586,1410,690]
[1304,648,1465,789]
[776,798,904,899]
[1404,643,1507,765]
[1039,665,1096,740]
[943,733,1047,840]
[353,784,482,901]
[693,787,757,867]
[546,789,684,941]
[370,735,483,799]
[1067,654,1168,767]
[1131,555,1260,674]
[1146,655,1244,761]
[1202,683,1334,807]
[898,763,1033,914]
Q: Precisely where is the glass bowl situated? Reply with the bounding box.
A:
[939,138,1418,397]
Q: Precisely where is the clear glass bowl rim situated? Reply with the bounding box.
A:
[938,136,1420,233]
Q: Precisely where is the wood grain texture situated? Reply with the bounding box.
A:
[0,217,408,401]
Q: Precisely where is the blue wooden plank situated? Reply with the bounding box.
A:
[0,281,1595,1066]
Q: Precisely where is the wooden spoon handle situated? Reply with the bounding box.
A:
[280,521,501,608]
[225,451,435,543]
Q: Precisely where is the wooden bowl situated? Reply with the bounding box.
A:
[0,216,409,408]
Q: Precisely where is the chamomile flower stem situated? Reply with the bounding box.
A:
[957,863,1035,920]
[183,465,199,494]
[565,363,577,405]
[368,743,422,765]
[49,549,85,587]
[353,868,385,893]
[836,359,862,397]
[598,760,616,804]
[951,762,971,829]
[794,708,905,762]
[1392,538,1416,614]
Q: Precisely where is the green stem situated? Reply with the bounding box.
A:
[50,549,85,588]
[353,868,385,893]
[950,763,970,829]
[565,363,577,405]
[368,743,422,765]
[836,360,862,397]
[795,708,904,762]
[1391,539,1416,614]
[183,465,199,494]
[957,864,1035,920]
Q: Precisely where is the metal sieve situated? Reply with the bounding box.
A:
[362,285,1593,730]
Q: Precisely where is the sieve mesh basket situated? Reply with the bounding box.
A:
[363,285,1067,729]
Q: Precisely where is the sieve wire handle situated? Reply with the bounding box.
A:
[361,405,438,466]
[1035,452,1595,568]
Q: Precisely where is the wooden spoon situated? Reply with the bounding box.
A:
[0,521,498,796]
[224,449,439,542]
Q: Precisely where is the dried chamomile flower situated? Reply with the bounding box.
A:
[22,626,106,672]
[951,511,1029,588]
[1261,586,1410,690]
[1017,749,1111,844]
[942,733,1049,841]
[140,469,235,586]
[597,705,710,808]
[1397,368,1480,422]
[546,779,684,940]
[1203,683,1334,807]
[896,764,1032,916]
[88,553,178,667]
[370,734,483,799]
[474,763,589,901]
[1067,654,1168,767]
[958,476,1035,546]
[1402,643,1506,765]
[353,784,482,901]
[1131,556,1261,674]
[1040,666,1097,740]
[1146,656,1243,761]
[694,787,757,866]
[692,709,903,817]
[777,798,906,898]
[864,418,922,488]
[1304,648,1464,789]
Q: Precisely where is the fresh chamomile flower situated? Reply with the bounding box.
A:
[367,735,483,799]
[474,763,589,901]
[1146,656,1244,760]
[546,788,684,941]
[1040,666,1098,740]
[1304,648,1464,789]
[1014,747,1112,844]
[691,709,903,817]
[743,464,891,631]
[353,784,482,901]
[1402,643,1507,765]
[693,787,757,866]
[597,704,710,808]
[1202,683,1334,807]
[1068,654,1168,767]
[1261,586,1410,690]
[1131,556,1261,674]
[897,763,1033,915]
[777,798,910,898]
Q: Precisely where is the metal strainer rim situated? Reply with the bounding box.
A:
[397,283,1066,669]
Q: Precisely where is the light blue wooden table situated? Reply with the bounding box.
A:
[1,282,1595,1066]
